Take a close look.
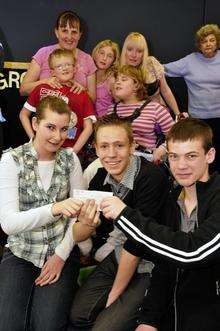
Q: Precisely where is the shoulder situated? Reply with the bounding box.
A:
[135,157,168,186]
[89,167,108,190]
[33,44,57,58]
[77,48,92,60]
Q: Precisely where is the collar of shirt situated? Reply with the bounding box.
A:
[103,155,140,191]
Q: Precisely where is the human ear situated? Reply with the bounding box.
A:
[206,147,216,164]
[32,117,38,132]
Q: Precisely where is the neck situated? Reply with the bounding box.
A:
[96,69,107,83]
[122,96,140,105]
[183,185,197,201]
[33,140,55,161]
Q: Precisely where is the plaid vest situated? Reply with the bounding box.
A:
[7,141,75,267]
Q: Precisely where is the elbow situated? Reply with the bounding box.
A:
[1,222,13,236]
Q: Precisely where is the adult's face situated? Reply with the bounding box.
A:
[199,34,217,58]
[32,107,69,160]
[95,125,135,182]
[125,41,143,67]
[55,21,82,50]
[167,138,215,188]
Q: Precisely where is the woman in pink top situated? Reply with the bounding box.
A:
[92,40,120,117]
[108,65,174,163]
[20,11,97,101]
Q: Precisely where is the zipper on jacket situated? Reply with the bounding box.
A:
[174,269,180,331]
[216,280,220,296]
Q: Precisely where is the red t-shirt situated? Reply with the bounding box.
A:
[24,84,96,147]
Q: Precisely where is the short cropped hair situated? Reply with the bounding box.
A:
[48,49,76,69]
[94,113,134,145]
[116,65,148,101]
[166,118,213,153]
[36,96,71,122]
[55,10,83,33]
[195,24,220,49]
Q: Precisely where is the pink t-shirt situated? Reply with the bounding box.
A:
[95,79,114,117]
[33,44,97,88]
[108,101,174,149]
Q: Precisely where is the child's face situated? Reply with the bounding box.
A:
[94,46,115,70]
[50,55,75,84]
[114,74,137,101]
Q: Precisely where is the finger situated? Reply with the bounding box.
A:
[39,274,55,287]
[93,211,100,225]
[35,271,51,285]
[49,273,60,284]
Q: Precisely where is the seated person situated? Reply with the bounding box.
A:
[69,113,169,331]
[0,96,90,331]
[107,65,174,163]
[19,48,96,155]
[102,118,220,331]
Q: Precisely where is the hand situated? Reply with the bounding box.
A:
[105,290,120,308]
[70,81,85,94]
[43,76,62,89]
[35,254,65,286]
[153,145,166,164]
[78,199,100,228]
[51,198,83,217]
[135,325,158,331]
[100,196,126,220]
[176,112,189,122]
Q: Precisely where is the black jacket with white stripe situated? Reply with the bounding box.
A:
[116,172,220,330]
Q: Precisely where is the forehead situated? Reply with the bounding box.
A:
[126,39,143,50]
[99,45,114,54]
[167,138,205,154]
[51,55,74,63]
[96,125,129,143]
[201,33,216,42]
[40,108,69,124]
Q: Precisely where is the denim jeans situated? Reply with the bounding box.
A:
[69,252,150,331]
[0,247,80,331]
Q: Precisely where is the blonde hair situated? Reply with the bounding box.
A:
[195,24,220,49]
[92,39,120,76]
[48,48,76,69]
[116,65,148,101]
[120,32,149,81]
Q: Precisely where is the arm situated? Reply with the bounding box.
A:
[19,107,35,139]
[0,152,83,235]
[164,56,187,78]
[159,74,180,115]
[87,72,96,102]
[113,198,220,267]
[72,118,93,154]
[106,249,140,307]
[19,59,61,95]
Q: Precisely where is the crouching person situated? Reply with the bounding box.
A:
[102,118,220,331]
[69,113,170,331]
[0,96,87,331]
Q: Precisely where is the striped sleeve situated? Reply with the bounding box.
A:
[115,205,220,267]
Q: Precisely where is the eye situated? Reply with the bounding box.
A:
[186,154,197,160]
[62,127,68,133]
[47,125,55,131]
[168,154,178,160]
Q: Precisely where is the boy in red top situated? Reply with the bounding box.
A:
[20,49,96,154]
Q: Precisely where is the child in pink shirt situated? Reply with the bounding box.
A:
[92,40,120,117]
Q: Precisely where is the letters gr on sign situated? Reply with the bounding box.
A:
[0,62,29,90]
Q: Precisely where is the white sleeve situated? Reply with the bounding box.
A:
[0,153,55,235]
[55,151,87,261]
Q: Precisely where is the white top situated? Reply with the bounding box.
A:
[0,151,86,261]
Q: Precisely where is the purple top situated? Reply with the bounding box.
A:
[95,79,113,117]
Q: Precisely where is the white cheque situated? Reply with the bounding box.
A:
[72,189,113,209]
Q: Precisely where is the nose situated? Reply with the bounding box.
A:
[131,49,137,57]
[108,146,117,157]
[177,157,188,169]
[53,130,62,141]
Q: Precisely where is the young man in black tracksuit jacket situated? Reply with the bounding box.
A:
[101,118,220,331]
